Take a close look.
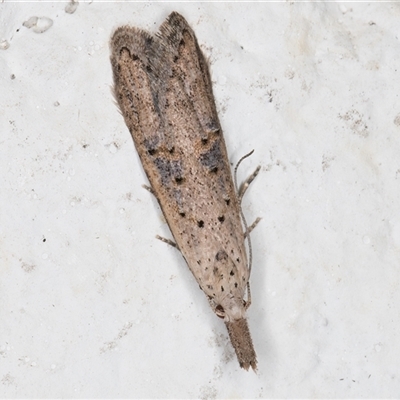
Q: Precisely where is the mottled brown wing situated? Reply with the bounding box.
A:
[110,13,249,304]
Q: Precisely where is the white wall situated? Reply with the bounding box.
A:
[1,1,400,397]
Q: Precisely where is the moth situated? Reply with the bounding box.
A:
[110,12,260,370]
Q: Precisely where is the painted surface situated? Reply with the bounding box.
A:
[1,2,400,397]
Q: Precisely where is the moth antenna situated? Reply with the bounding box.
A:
[234,150,255,283]
[233,149,255,192]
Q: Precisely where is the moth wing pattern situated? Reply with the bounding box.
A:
[110,12,257,371]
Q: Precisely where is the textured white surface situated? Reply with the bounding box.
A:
[1,2,400,398]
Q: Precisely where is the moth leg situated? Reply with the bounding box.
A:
[238,165,261,203]
[156,235,179,249]
[234,150,259,199]
[233,152,260,280]
[244,217,262,239]
[142,184,155,195]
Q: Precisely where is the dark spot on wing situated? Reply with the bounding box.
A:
[154,157,183,186]
[144,137,160,155]
[199,140,223,173]
[215,250,228,261]
[205,121,220,133]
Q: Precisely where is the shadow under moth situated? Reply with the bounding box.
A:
[110,12,260,371]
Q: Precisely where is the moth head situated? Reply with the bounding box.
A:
[215,297,246,322]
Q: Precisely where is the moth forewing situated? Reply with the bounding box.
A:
[110,12,258,371]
